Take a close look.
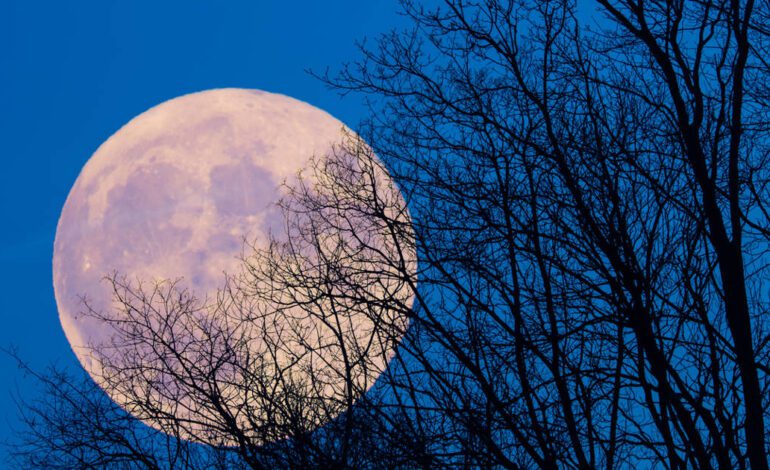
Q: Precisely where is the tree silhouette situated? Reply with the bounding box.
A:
[11,0,770,468]
[11,138,419,469]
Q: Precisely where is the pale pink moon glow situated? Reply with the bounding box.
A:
[52,88,412,442]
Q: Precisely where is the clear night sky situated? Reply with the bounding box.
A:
[0,0,407,453]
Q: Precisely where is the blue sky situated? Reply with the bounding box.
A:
[0,0,407,452]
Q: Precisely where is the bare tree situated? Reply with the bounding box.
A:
[10,137,420,469]
[11,0,770,468]
[322,0,770,467]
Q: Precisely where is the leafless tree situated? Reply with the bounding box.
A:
[323,0,770,467]
[10,137,421,469]
[11,0,770,468]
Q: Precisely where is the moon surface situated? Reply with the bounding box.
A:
[53,88,413,443]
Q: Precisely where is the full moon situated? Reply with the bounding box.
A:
[53,88,413,443]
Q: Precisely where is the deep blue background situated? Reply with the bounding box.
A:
[0,0,407,455]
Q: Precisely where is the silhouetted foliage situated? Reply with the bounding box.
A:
[11,0,770,468]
